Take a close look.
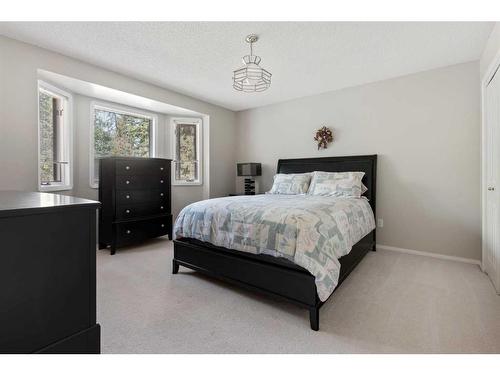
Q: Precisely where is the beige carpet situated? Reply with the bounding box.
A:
[96,238,500,353]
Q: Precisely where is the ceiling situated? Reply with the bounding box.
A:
[0,22,494,111]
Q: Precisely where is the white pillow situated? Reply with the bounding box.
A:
[268,173,312,195]
[308,171,365,198]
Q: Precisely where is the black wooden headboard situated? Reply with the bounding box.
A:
[276,155,377,215]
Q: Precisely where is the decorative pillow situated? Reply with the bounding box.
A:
[268,173,312,195]
[308,171,365,198]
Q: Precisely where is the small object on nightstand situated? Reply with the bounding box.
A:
[237,162,262,195]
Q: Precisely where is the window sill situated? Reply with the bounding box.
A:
[172,181,203,186]
[39,184,73,192]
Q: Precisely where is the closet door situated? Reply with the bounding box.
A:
[484,70,500,292]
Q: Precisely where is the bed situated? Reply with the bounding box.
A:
[172,155,377,331]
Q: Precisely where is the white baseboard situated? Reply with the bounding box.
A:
[376,244,481,266]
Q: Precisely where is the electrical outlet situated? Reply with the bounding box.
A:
[377,218,384,228]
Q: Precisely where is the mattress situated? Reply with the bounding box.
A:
[174,194,375,301]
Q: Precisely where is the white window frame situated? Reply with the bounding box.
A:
[171,117,203,186]
[89,101,158,188]
[37,80,73,192]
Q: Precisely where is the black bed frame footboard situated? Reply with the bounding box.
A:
[172,155,377,331]
[173,233,374,330]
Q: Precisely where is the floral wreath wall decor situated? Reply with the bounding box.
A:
[314,126,334,150]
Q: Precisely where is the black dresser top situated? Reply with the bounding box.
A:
[98,156,172,161]
[0,191,100,218]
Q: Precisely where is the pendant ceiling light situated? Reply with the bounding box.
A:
[233,34,272,92]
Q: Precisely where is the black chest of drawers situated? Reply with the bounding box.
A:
[98,157,173,255]
[0,191,100,353]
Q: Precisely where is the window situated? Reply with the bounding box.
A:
[38,81,72,191]
[171,118,202,185]
[90,103,156,187]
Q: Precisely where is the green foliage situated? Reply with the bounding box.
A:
[39,91,54,184]
[94,108,151,165]
[176,124,197,181]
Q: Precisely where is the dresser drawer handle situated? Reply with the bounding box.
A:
[160,167,164,171]
[161,224,165,228]
[125,166,130,170]
[160,179,164,184]
[126,195,130,199]
[126,180,130,185]
[126,209,131,214]
[160,206,164,210]
[160,193,164,197]
[126,230,131,234]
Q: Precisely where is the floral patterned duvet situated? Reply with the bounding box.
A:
[174,194,375,301]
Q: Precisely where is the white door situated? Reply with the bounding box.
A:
[484,68,500,293]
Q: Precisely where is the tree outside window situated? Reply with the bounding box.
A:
[172,118,202,185]
[39,91,55,184]
[92,105,153,185]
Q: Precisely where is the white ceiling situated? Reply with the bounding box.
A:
[0,22,494,111]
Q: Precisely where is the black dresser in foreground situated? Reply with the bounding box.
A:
[99,157,173,255]
[0,191,100,354]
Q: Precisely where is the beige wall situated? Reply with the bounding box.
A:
[0,36,236,216]
[236,62,481,260]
